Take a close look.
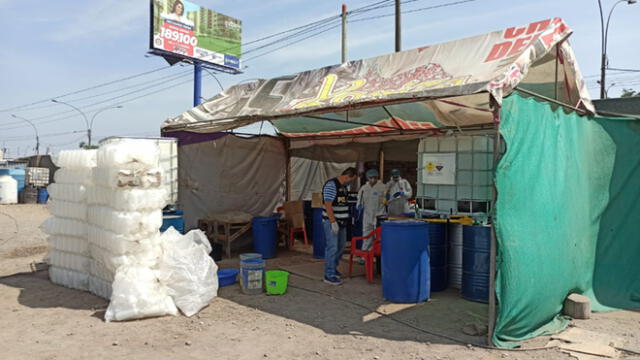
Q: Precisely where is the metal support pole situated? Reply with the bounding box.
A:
[11,114,40,155]
[341,4,348,63]
[395,0,401,52]
[194,62,203,107]
[487,96,501,346]
[285,138,291,202]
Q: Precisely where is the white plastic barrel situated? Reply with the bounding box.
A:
[0,175,18,204]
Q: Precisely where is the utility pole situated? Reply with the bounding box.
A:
[395,0,401,52]
[341,4,348,63]
[194,62,202,106]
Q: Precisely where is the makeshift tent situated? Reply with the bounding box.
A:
[162,18,640,347]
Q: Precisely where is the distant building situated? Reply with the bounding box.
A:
[593,97,640,117]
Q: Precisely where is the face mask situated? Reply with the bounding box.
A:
[392,176,400,182]
[368,178,378,186]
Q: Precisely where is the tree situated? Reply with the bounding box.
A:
[78,141,98,150]
[620,88,638,98]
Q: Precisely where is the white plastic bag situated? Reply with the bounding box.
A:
[104,265,178,322]
[158,228,218,317]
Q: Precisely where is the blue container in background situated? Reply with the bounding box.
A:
[37,188,49,204]
[251,215,278,259]
[312,208,325,259]
[9,168,25,194]
[427,222,447,292]
[381,220,430,303]
[161,209,184,234]
[462,225,491,303]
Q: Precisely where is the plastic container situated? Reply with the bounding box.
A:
[20,185,38,204]
[265,270,289,295]
[312,208,325,259]
[37,188,49,204]
[381,220,430,303]
[0,175,18,204]
[427,222,447,292]
[160,209,184,234]
[251,215,278,259]
[462,225,491,303]
[240,258,265,295]
[9,168,26,194]
[218,269,239,287]
[448,223,463,289]
[239,253,262,263]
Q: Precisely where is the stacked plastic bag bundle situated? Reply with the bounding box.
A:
[44,149,97,291]
[87,139,167,301]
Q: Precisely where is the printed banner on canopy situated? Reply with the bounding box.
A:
[150,0,242,70]
[162,18,593,136]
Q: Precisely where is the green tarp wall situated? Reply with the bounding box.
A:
[492,93,640,347]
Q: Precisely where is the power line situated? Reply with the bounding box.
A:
[349,0,477,23]
[0,65,173,113]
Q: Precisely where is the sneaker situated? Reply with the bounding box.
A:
[323,276,343,285]
[335,270,342,278]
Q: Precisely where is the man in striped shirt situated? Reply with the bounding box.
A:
[322,167,357,285]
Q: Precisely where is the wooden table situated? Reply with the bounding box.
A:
[198,217,252,259]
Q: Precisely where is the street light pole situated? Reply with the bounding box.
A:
[10,114,40,155]
[598,0,637,99]
[51,99,90,146]
[90,105,123,142]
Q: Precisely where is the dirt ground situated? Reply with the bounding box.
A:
[1,204,639,360]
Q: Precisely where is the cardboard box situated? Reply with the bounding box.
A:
[311,192,324,208]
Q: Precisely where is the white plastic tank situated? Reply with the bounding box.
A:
[0,175,18,204]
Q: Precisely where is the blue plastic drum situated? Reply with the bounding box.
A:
[251,215,278,259]
[427,222,447,292]
[462,225,491,303]
[312,208,325,259]
[381,220,430,303]
[37,188,49,204]
[161,210,185,234]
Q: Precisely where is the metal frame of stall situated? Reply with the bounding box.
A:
[266,92,503,345]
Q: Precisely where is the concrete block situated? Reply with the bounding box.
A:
[563,293,591,319]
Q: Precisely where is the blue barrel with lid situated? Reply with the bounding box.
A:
[37,188,49,204]
[462,225,491,303]
[312,208,325,259]
[251,215,278,259]
[427,222,447,292]
[381,220,430,303]
[161,210,184,234]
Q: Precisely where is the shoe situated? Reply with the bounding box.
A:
[323,276,343,285]
[357,258,365,265]
[335,270,342,278]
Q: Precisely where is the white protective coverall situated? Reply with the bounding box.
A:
[356,181,386,250]
[386,177,413,216]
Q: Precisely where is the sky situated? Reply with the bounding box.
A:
[1,0,639,157]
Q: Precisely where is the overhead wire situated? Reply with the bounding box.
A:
[349,0,477,23]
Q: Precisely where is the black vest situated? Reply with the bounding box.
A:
[322,178,350,226]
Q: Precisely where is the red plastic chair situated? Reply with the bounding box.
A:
[349,226,382,283]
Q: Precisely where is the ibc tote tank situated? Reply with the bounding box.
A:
[0,175,18,204]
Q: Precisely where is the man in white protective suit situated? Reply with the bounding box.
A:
[356,168,386,251]
[386,168,413,216]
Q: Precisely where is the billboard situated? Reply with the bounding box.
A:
[150,0,242,71]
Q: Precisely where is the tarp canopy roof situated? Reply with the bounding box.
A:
[162,18,593,139]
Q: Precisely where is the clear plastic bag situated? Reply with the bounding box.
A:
[53,168,94,185]
[97,140,159,168]
[48,200,87,221]
[47,249,91,273]
[43,217,88,238]
[158,228,218,317]
[87,186,168,211]
[87,206,162,235]
[47,183,87,203]
[54,149,97,169]
[48,235,89,255]
[49,266,90,291]
[104,265,178,322]
[92,166,162,189]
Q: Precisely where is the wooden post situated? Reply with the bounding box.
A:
[285,138,291,202]
[378,147,385,180]
[488,96,501,346]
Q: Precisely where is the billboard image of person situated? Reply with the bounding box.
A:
[151,0,242,70]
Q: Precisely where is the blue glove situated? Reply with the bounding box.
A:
[356,205,363,212]
[393,191,404,198]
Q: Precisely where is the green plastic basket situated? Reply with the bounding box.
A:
[265,270,289,295]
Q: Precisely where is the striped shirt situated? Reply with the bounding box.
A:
[322,178,350,225]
